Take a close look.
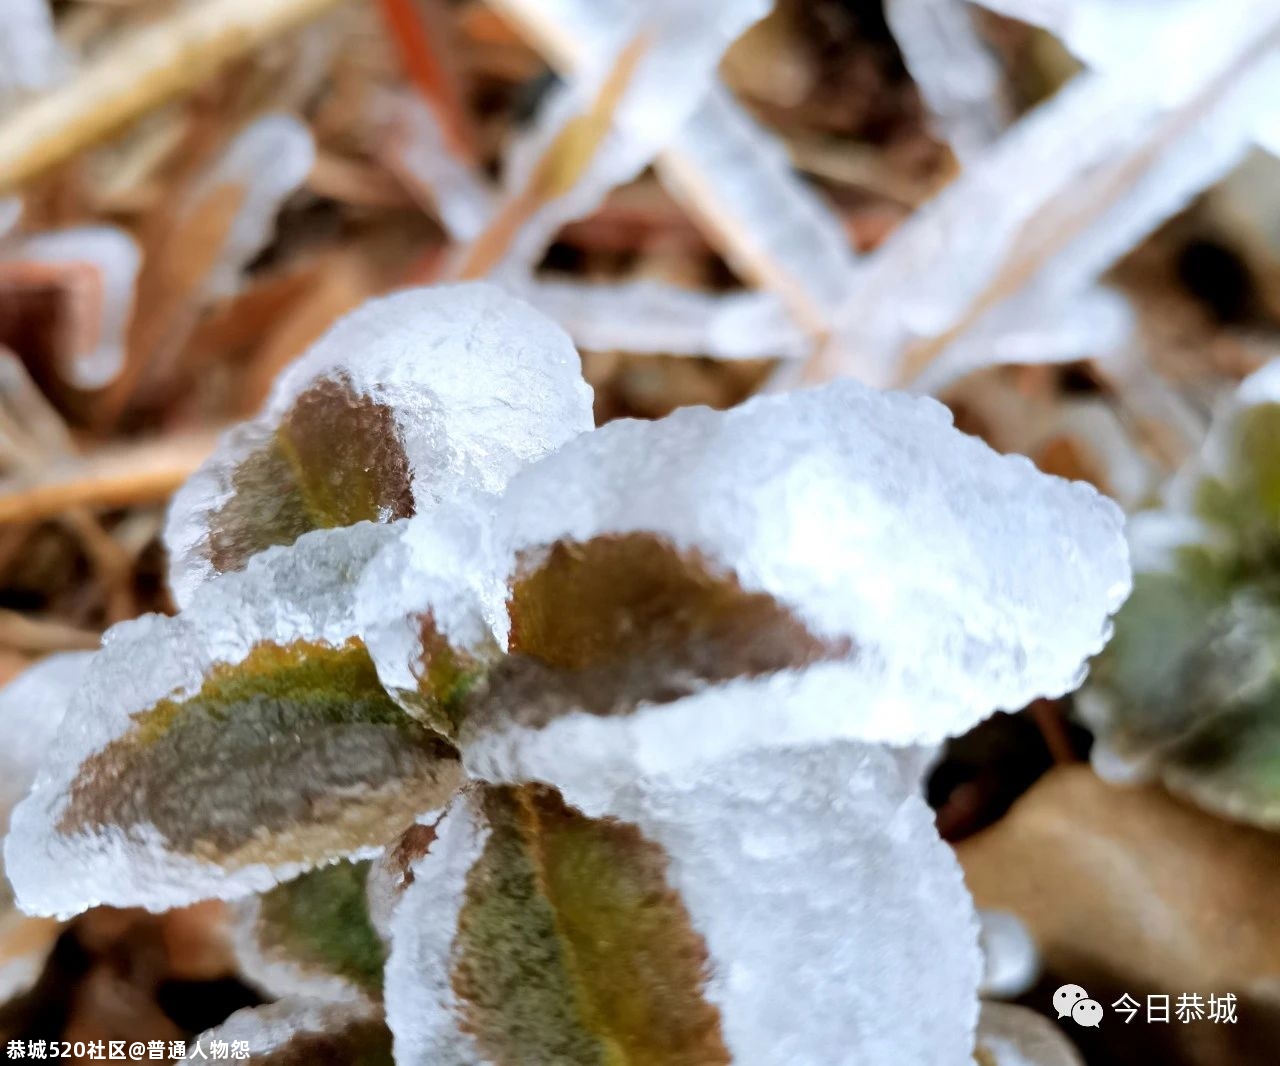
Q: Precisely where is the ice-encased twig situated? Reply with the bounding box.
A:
[973,0,1280,154]
[190,114,316,302]
[488,0,858,336]
[511,276,809,359]
[375,92,497,243]
[823,11,1280,388]
[5,524,464,918]
[885,0,1010,162]
[1,226,142,388]
[476,0,769,279]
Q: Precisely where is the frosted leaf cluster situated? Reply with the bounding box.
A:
[2,284,1129,1063]
[1081,360,1280,828]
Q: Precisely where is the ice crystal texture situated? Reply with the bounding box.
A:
[6,524,461,917]
[165,283,594,605]
[458,378,1129,798]
[2,281,1135,1063]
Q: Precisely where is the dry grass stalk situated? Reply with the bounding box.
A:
[0,0,350,194]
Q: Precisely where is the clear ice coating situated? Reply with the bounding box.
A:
[385,744,981,1066]
[0,653,94,830]
[884,0,1009,162]
[165,283,594,606]
[487,0,769,276]
[458,377,1129,793]
[4,524,462,918]
[577,744,983,1066]
[511,276,809,361]
[0,652,93,1002]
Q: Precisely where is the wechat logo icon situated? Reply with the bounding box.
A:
[1055,983,1103,1027]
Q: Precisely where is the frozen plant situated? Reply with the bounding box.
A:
[1082,360,1280,828]
[2,284,1129,1064]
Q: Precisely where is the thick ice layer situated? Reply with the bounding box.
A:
[4,524,461,918]
[384,788,490,1066]
[0,653,94,829]
[388,745,979,1066]
[165,283,594,605]
[567,743,982,1066]
[355,502,506,723]
[975,1002,1084,1066]
[472,379,1128,767]
[0,653,92,1002]
[232,859,384,1006]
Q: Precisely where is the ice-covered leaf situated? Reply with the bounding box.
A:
[6,525,463,918]
[234,860,385,1004]
[885,0,1010,162]
[387,743,981,1065]
[182,998,393,1066]
[512,276,809,360]
[456,378,1127,792]
[830,12,1280,388]
[165,283,593,606]
[0,226,141,388]
[1080,362,1280,826]
[386,781,729,1065]
[356,506,506,736]
[0,653,92,1002]
[975,1003,1083,1066]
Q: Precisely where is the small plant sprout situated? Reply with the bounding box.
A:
[1082,360,1280,828]
[2,284,1129,1064]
